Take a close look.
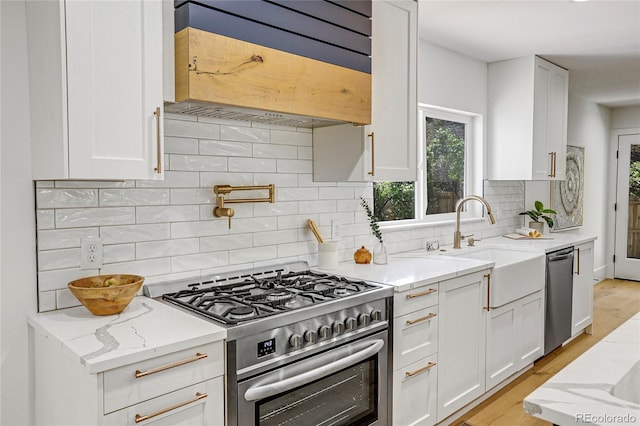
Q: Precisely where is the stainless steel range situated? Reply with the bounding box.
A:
[144,261,393,426]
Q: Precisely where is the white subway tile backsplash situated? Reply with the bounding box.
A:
[38,248,81,271]
[38,267,100,292]
[37,189,98,209]
[228,157,277,173]
[100,189,170,206]
[101,223,170,244]
[164,136,199,154]
[171,252,228,273]
[170,154,227,172]
[38,291,57,312]
[136,205,200,224]
[200,234,253,252]
[34,117,524,312]
[56,207,135,228]
[253,144,297,159]
[271,129,312,146]
[165,119,220,139]
[136,239,199,260]
[220,124,270,143]
[171,220,229,239]
[37,228,99,250]
[36,210,55,230]
[277,159,313,174]
[103,243,136,264]
[199,139,253,157]
[229,246,278,264]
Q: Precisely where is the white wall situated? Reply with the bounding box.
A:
[1,1,38,424]
[611,106,640,130]
[525,94,611,278]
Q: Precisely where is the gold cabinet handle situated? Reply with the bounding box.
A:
[134,352,207,378]
[405,362,436,378]
[135,392,207,423]
[406,313,437,325]
[153,107,162,173]
[575,247,581,275]
[552,152,557,177]
[367,132,375,176]
[406,288,437,299]
[483,274,491,311]
[548,152,554,177]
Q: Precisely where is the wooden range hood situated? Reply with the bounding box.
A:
[170,1,372,128]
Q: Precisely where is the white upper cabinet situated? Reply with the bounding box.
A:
[487,56,568,181]
[26,0,164,180]
[313,0,417,182]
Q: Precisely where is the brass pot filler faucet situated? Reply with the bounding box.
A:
[213,184,275,228]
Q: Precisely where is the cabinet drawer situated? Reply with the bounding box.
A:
[393,306,439,369]
[393,353,438,426]
[394,284,438,317]
[103,341,223,414]
[102,376,223,425]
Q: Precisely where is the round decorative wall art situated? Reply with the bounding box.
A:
[551,145,585,231]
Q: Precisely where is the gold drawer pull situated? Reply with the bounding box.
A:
[405,362,436,377]
[406,313,437,325]
[135,352,208,378]
[368,132,375,176]
[135,392,207,423]
[153,107,162,173]
[406,288,437,299]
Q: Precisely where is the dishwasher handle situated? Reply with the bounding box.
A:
[547,253,572,262]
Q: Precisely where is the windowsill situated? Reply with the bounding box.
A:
[379,216,486,232]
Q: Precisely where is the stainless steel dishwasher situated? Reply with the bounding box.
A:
[544,247,574,356]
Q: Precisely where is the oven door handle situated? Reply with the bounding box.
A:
[244,339,384,402]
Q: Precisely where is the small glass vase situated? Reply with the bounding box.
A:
[373,242,388,265]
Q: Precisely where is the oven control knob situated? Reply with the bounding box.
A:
[304,330,317,344]
[370,309,383,321]
[289,334,303,349]
[358,313,371,326]
[345,317,357,330]
[332,322,345,335]
[318,325,331,339]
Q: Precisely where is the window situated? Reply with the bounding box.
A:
[373,105,481,223]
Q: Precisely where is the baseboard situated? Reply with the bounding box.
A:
[594,265,608,282]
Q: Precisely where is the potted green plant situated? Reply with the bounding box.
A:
[519,200,556,233]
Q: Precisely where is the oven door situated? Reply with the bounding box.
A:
[237,330,389,426]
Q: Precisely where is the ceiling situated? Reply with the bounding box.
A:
[418,0,640,108]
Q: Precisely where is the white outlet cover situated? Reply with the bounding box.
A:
[81,238,103,270]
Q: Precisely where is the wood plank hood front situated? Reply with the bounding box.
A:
[169,1,372,128]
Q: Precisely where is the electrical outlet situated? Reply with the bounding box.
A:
[81,238,103,270]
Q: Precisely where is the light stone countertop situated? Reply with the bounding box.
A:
[523,313,640,425]
[28,296,226,374]
[321,233,597,292]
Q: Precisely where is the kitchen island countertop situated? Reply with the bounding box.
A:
[28,296,226,374]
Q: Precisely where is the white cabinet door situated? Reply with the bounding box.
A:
[437,271,487,422]
[312,0,417,182]
[393,354,438,426]
[487,55,568,181]
[485,302,518,390]
[27,0,164,180]
[518,290,545,366]
[572,241,594,336]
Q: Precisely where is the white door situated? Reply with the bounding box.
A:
[614,133,640,280]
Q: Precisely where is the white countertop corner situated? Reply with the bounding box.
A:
[28,296,226,374]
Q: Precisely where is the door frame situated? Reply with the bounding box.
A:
[608,128,640,280]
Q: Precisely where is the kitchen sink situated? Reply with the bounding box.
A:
[445,247,546,307]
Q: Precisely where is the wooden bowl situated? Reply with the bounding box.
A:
[68,274,144,316]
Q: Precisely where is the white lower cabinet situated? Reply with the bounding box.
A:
[485,290,545,390]
[572,241,595,336]
[33,332,225,426]
[436,271,489,423]
[392,284,439,426]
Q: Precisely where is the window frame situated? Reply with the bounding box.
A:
[378,104,484,228]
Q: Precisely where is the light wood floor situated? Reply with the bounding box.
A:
[450,279,640,426]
